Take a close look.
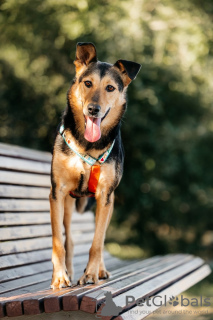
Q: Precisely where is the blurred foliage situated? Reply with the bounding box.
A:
[1,0,213,259]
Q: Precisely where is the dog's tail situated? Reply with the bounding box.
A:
[76,197,96,213]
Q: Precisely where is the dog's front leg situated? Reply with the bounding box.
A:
[78,191,114,284]
[50,189,72,289]
[64,194,75,281]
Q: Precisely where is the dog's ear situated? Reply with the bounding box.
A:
[74,42,97,74]
[114,59,141,86]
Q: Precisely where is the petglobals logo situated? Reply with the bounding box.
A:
[126,295,211,308]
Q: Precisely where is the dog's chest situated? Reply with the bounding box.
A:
[65,155,91,192]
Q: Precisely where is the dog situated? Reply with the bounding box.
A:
[49,42,141,288]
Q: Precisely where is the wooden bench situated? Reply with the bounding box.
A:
[0,142,211,319]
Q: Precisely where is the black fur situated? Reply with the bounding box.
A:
[77,173,84,193]
[79,62,124,92]
[51,165,57,200]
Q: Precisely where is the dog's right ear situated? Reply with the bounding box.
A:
[74,42,97,74]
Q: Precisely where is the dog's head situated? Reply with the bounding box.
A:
[69,42,141,143]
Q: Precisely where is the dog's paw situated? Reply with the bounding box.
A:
[99,269,110,279]
[78,272,99,285]
[51,270,72,289]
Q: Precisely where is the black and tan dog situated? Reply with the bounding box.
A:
[50,42,141,288]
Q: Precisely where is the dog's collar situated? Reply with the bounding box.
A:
[59,125,115,166]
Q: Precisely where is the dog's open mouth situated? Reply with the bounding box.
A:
[84,109,110,143]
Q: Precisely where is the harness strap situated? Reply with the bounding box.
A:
[88,165,101,193]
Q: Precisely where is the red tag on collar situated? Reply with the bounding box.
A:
[88,165,100,193]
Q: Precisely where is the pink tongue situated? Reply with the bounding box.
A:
[84,116,101,142]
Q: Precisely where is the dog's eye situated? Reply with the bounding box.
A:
[106,85,115,92]
[84,81,92,88]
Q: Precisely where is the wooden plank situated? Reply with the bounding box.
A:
[62,257,163,312]
[0,185,50,199]
[0,225,52,241]
[0,254,119,317]
[2,280,51,317]
[25,256,187,315]
[0,142,51,163]
[62,256,188,313]
[0,261,52,284]
[0,156,51,174]
[61,257,164,313]
[80,255,195,313]
[19,256,125,316]
[0,249,51,270]
[0,223,94,241]
[95,258,205,319]
[0,235,94,269]
[0,211,94,227]
[0,243,93,283]
[0,237,52,255]
[43,259,125,314]
[0,271,52,295]
[115,265,211,320]
[0,170,50,187]
[0,213,51,226]
[0,232,94,256]
[0,199,49,212]
[0,253,93,296]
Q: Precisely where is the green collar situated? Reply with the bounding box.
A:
[59,125,115,166]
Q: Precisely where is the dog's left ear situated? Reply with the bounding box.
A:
[114,59,141,86]
[74,42,97,74]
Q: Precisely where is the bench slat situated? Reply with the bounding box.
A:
[0,213,51,226]
[0,234,91,256]
[0,249,51,270]
[0,237,52,255]
[0,199,49,212]
[0,185,50,199]
[0,233,94,270]
[0,170,50,187]
[0,211,94,226]
[115,264,211,320]
[48,257,163,313]
[0,156,51,174]
[0,280,51,318]
[0,261,52,284]
[0,143,52,163]
[0,270,52,295]
[1,256,124,318]
[0,247,92,272]
[0,242,97,285]
[0,253,115,299]
[65,256,183,313]
[0,249,94,294]
[43,259,132,314]
[1,255,124,318]
[80,254,194,313]
[18,255,191,316]
[0,223,94,241]
[96,258,205,319]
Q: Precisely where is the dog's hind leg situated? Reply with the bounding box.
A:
[75,197,88,213]
[64,195,75,281]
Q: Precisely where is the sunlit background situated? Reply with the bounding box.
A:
[0,0,213,317]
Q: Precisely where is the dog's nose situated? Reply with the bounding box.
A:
[87,104,101,116]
